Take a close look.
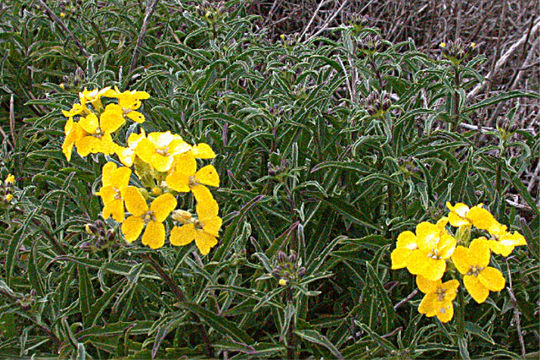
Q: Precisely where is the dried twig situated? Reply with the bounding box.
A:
[305,0,348,42]
[505,259,526,357]
[129,0,160,74]
[37,0,89,58]
[393,289,418,311]
[467,17,540,100]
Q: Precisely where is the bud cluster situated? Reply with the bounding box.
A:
[439,38,478,64]
[357,34,388,55]
[81,219,116,252]
[196,1,226,24]
[272,251,306,286]
[361,90,392,116]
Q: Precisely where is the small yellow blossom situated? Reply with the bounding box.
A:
[135,131,192,172]
[78,87,115,112]
[5,194,13,203]
[121,186,177,249]
[446,202,496,230]
[96,162,132,222]
[405,222,456,281]
[60,83,65,90]
[439,42,446,48]
[452,238,505,304]
[416,276,459,323]
[170,186,221,255]
[165,153,220,193]
[74,113,118,157]
[278,278,288,286]
[5,174,15,184]
[60,12,66,17]
[487,222,527,257]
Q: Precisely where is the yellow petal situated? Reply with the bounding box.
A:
[437,234,456,259]
[116,146,135,167]
[78,113,99,134]
[202,216,222,237]
[170,224,196,246]
[151,153,174,172]
[468,237,490,268]
[435,302,454,323]
[165,170,190,192]
[191,184,215,205]
[195,231,218,255]
[396,231,418,250]
[100,104,125,133]
[135,138,156,164]
[124,186,148,216]
[150,193,177,222]
[192,143,216,159]
[142,221,165,249]
[114,166,132,188]
[75,135,101,156]
[448,212,471,227]
[173,153,197,176]
[468,206,496,230]
[418,293,437,316]
[416,275,440,294]
[451,246,470,274]
[390,247,411,270]
[415,222,439,250]
[195,165,220,187]
[421,258,446,281]
[127,111,145,123]
[101,162,117,187]
[464,275,489,304]
[121,216,145,243]
[478,267,505,291]
[441,279,460,302]
[169,139,192,155]
[406,249,429,275]
[109,200,125,222]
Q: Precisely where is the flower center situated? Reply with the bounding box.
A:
[428,248,441,260]
[143,211,156,224]
[113,187,121,200]
[93,127,104,138]
[189,175,198,187]
[194,219,204,230]
[435,288,447,301]
[156,147,169,156]
[467,265,484,276]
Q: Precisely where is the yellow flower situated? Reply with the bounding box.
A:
[5,174,15,185]
[416,275,459,323]
[79,87,115,112]
[60,12,66,17]
[109,87,150,111]
[405,222,456,281]
[121,186,177,249]
[135,131,192,172]
[96,162,132,222]
[446,202,496,230]
[170,186,221,255]
[451,238,505,304]
[5,194,13,203]
[115,128,146,167]
[75,113,119,157]
[165,153,219,193]
[487,222,527,257]
[439,42,446,48]
[278,279,288,286]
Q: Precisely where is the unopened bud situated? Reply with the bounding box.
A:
[106,229,115,242]
[85,224,97,235]
[297,267,306,278]
[278,278,288,286]
[172,210,193,224]
[277,251,287,263]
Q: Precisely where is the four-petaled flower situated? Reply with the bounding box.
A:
[135,131,192,172]
[74,113,119,157]
[417,275,459,323]
[170,186,222,255]
[487,222,527,257]
[121,186,177,249]
[452,238,505,303]
[96,162,132,222]
[165,153,220,193]
[446,202,496,230]
[406,222,456,281]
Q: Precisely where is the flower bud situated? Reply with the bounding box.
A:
[278,278,288,286]
[277,251,287,263]
[172,210,193,224]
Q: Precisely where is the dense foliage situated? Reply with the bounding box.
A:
[0,1,538,358]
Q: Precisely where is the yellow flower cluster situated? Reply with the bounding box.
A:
[1,174,15,204]
[391,202,527,323]
[62,88,221,254]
